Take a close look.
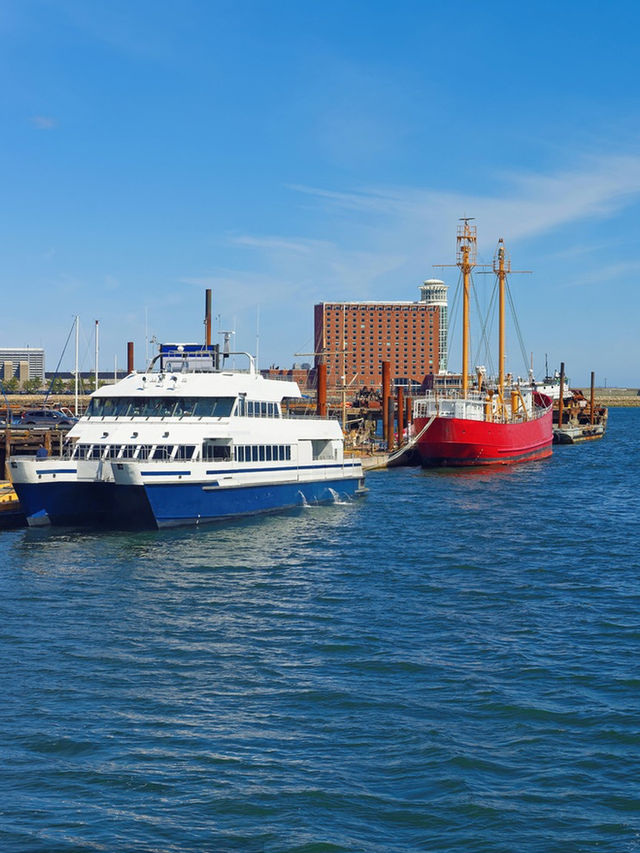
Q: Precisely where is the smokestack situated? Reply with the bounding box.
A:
[127,341,134,374]
[205,289,212,347]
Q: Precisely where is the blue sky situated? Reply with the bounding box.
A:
[1,0,639,385]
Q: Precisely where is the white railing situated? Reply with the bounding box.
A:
[413,389,543,425]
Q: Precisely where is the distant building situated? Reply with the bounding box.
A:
[314,280,448,391]
[261,365,312,389]
[0,347,45,384]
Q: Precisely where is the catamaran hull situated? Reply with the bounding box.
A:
[413,408,553,467]
[144,476,365,528]
[12,476,365,529]
[12,481,155,528]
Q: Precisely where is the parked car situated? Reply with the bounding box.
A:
[18,408,78,428]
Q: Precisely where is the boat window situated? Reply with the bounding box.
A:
[137,445,152,459]
[106,445,121,459]
[73,444,90,459]
[121,445,137,458]
[311,439,333,461]
[88,445,103,459]
[203,443,230,461]
[152,445,174,460]
[233,444,291,463]
[100,398,118,417]
[113,398,133,417]
[142,398,174,417]
[240,400,281,418]
[173,398,193,417]
[175,445,196,460]
[193,397,235,417]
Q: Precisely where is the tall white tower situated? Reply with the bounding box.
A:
[418,279,448,372]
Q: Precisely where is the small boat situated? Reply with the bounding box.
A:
[0,482,26,529]
[413,220,553,466]
[553,365,608,444]
[9,319,366,529]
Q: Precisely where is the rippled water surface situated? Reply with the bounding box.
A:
[2,408,640,852]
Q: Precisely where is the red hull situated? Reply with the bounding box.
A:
[414,402,553,467]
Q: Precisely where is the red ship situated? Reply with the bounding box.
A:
[413,221,553,467]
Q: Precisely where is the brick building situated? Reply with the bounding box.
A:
[261,365,312,390]
[314,280,448,391]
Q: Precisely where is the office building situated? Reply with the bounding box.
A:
[0,347,45,383]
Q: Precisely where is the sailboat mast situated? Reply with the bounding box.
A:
[94,320,99,392]
[74,315,79,417]
[457,219,477,398]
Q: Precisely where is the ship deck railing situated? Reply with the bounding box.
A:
[413,388,546,425]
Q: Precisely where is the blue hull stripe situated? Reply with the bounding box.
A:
[140,470,192,476]
[204,461,361,476]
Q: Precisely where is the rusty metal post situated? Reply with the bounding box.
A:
[397,387,404,446]
[590,371,595,425]
[127,342,134,374]
[4,426,10,480]
[387,395,395,450]
[381,361,390,448]
[558,362,565,426]
[44,430,52,455]
[205,289,212,347]
[405,396,412,431]
[316,362,327,417]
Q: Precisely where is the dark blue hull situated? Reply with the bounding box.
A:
[12,481,155,528]
[12,476,365,529]
[145,476,365,527]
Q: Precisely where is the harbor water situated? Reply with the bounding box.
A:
[1,409,639,852]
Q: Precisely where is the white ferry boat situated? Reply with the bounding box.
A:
[10,344,366,528]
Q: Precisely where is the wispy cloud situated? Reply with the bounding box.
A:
[56,0,182,61]
[227,235,331,254]
[294,153,640,251]
[179,152,640,364]
[30,115,57,130]
[564,259,640,288]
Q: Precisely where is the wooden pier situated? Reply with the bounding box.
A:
[1,427,68,480]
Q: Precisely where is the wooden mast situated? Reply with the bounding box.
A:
[494,238,509,398]
[457,219,477,398]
